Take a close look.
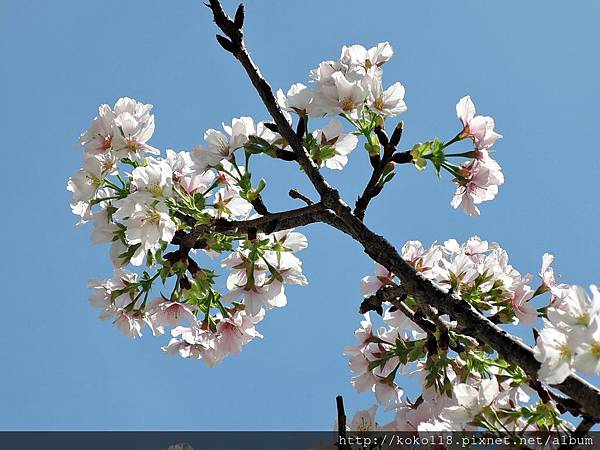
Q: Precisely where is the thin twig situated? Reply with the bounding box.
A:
[289,188,314,205]
[354,124,403,220]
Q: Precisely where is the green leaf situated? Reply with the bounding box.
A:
[410,142,431,171]
[193,193,205,210]
[430,138,446,176]
[319,145,336,161]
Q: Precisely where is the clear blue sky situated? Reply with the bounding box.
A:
[1,0,599,430]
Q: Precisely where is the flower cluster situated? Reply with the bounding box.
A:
[343,237,594,432]
[68,97,308,366]
[534,284,600,384]
[275,42,504,214]
[294,41,406,119]
[450,96,504,216]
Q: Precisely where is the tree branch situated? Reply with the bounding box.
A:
[206,0,334,202]
[213,203,331,235]
[335,395,349,449]
[207,0,600,421]
[354,124,403,220]
[289,188,314,205]
[174,203,335,252]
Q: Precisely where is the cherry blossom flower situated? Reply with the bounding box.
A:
[232,283,286,316]
[111,97,159,157]
[162,326,217,365]
[441,378,499,428]
[269,228,308,253]
[348,405,379,432]
[402,240,442,278]
[510,282,537,325]
[88,268,138,318]
[214,310,264,357]
[165,149,195,181]
[113,309,146,339]
[276,83,313,115]
[209,187,252,218]
[451,157,502,217]
[131,158,173,197]
[90,207,119,244]
[309,60,345,85]
[571,320,600,376]
[340,42,394,73]
[539,253,570,303]
[361,263,395,297]
[312,72,367,118]
[113,192,176,265]
[548,285,600,330]
[79,104,116,155]
[109,239,129,267]
[456,96,502,150]
[191,117,257,169]
[312,119,358,170]
[437,252,479,288]
[149,299,198,327]
[534,323,574,384]
[67,153,119,222]
[112,308,164,339]
[368,79,407,117]
[222,250,266,291]
[179,171,216,195]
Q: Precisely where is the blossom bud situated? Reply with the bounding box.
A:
[365,134,381,156]
[382,162,396,176]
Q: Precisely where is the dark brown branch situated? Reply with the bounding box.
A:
[250,195,269,215]
[364,287,465,353]
[274,147,298,161]
[207,0,600,421]
[288,188,314,205]
[354,123,403,220]
[391,150,412,164]
[175,203,333,252]
[214,203,329,235]
[335,395,349,449]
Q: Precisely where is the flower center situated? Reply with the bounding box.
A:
[340,97,356,112]
[576,313,590,327]
[101,158,117,174]
[144,209,162,225]
[148,184,163,197]
[216,136,230,156]
[559,343,572,360]
[100,135,112,151]
[126,139,141,151]
[373,96,385,111]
